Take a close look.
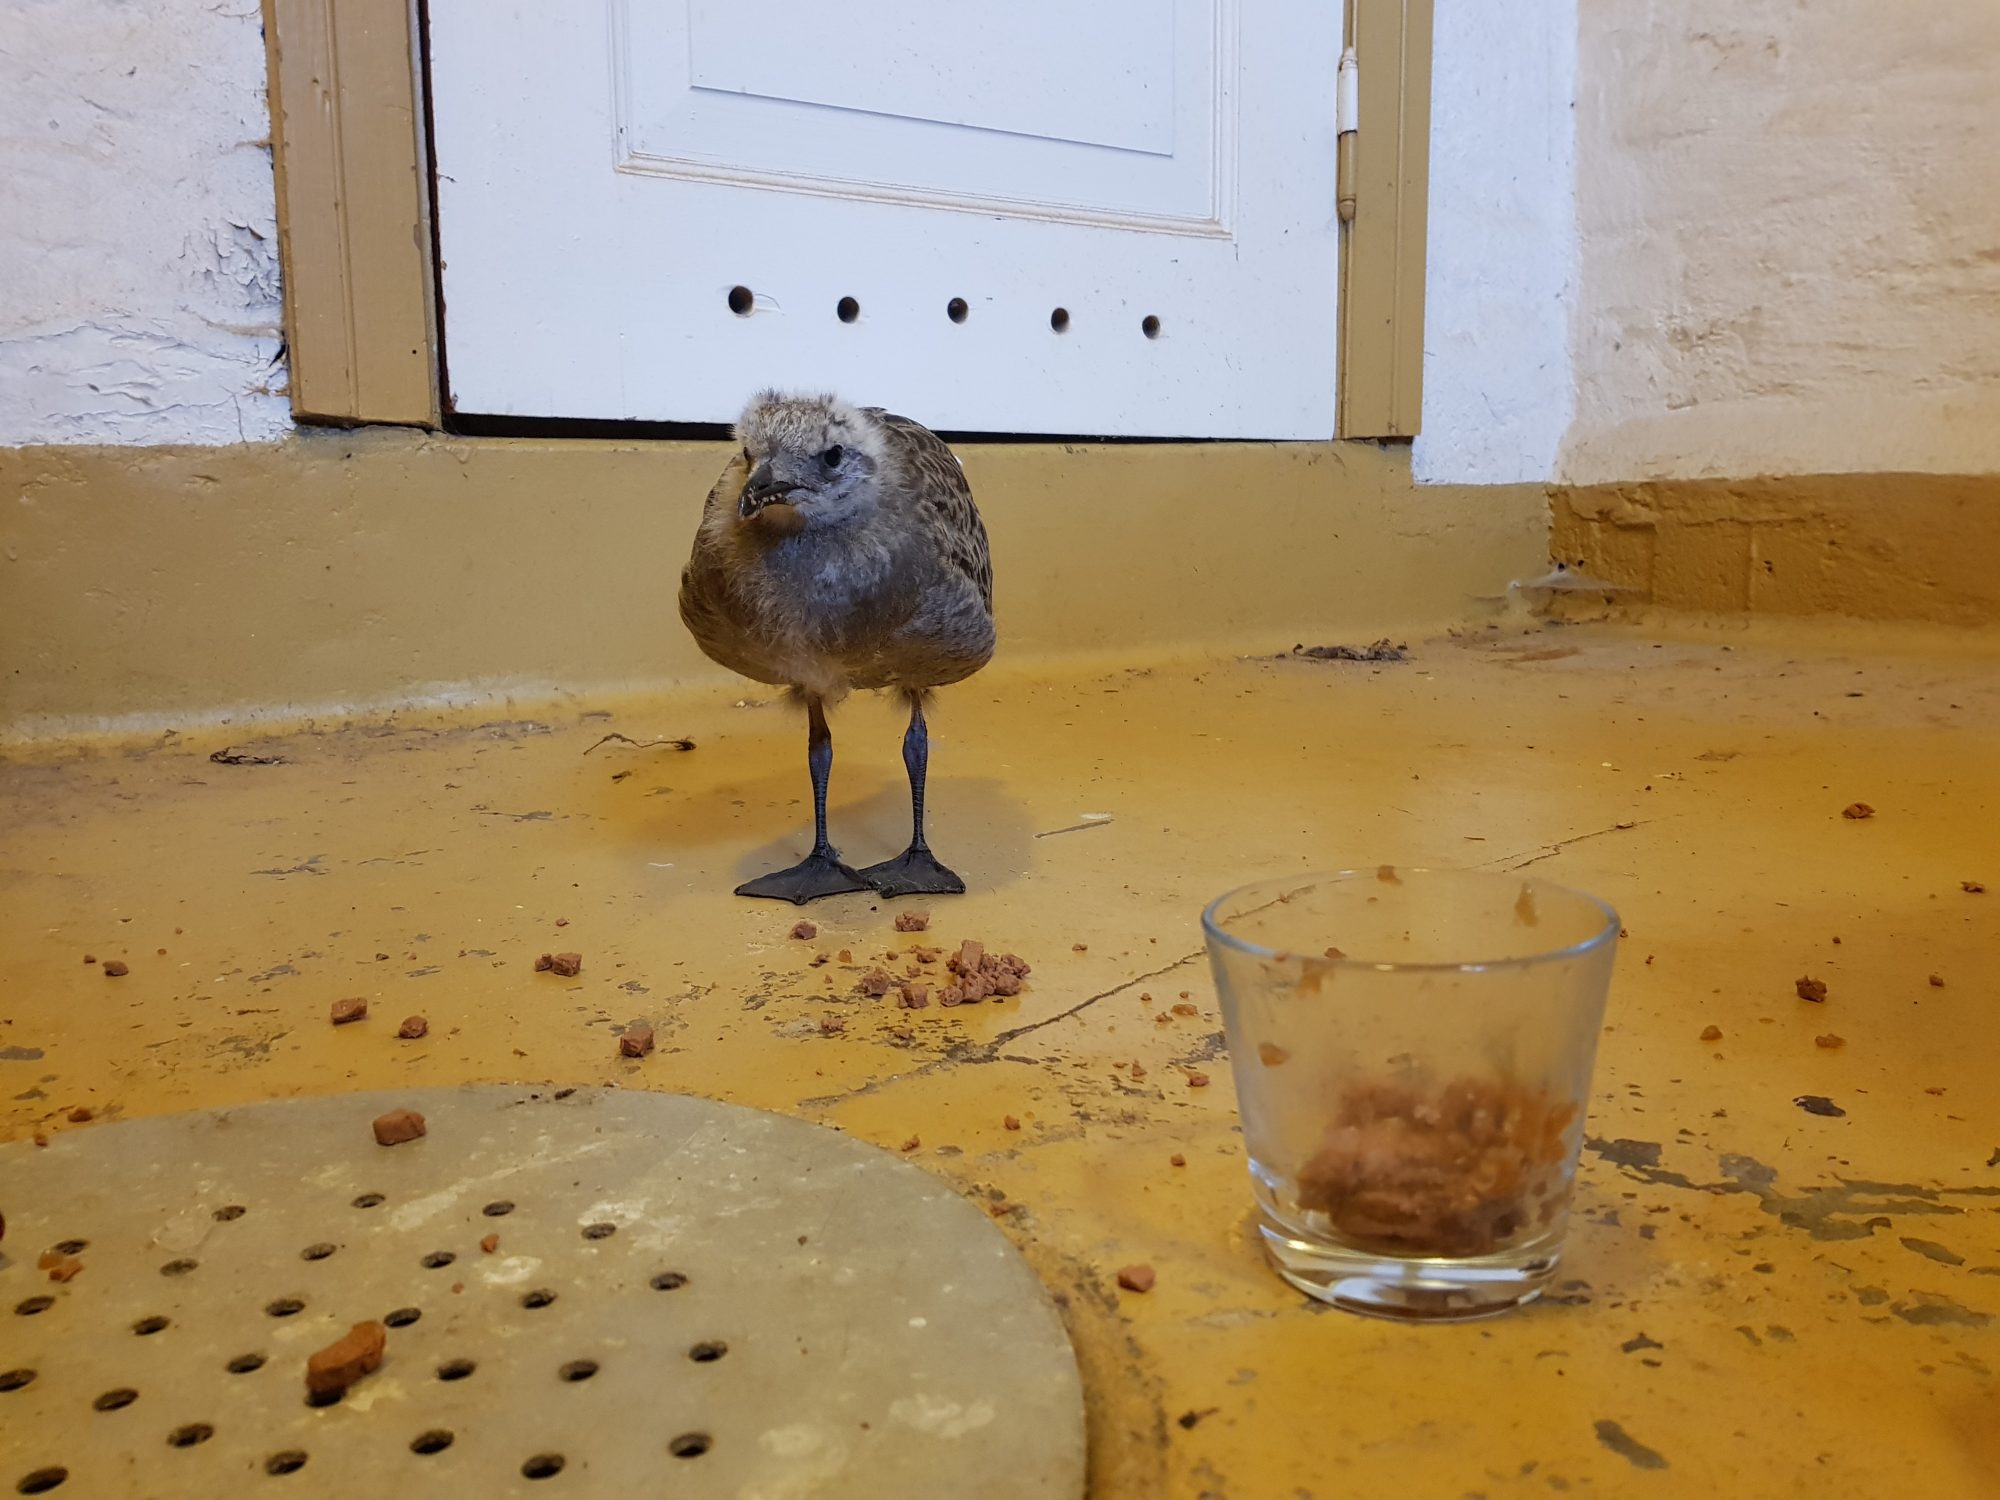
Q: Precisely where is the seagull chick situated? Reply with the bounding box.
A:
[679,391,995,904]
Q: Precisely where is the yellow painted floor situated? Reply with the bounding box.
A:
[5,621,1998,1497]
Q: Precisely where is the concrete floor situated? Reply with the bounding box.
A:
[5,621,1998,1497]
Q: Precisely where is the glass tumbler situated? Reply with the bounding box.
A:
[1202,867,1619,1320]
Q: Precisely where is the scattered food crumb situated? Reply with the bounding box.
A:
[900,1135,921,1152]
[1003,1115,1021,1131]
[1964,881,1987,894]
[1815,1033,1845,1049]
[1929,974,1945,987]
[82,954,95,964]
[1514,885,1540,926]
[898,984,930,1010]
[306,1321,387,1399]
[66,1107,93,1123]
[858,967,896,998]
[1323,946,1345,960]
[1178,1408,1219,1430]
[372,1108,427,1146]
[480,1233,500,1254]
[1186,1070,1210,1088]
[1925,1086,1947,1096]
[894,911,931,932]
[1699,1025,1723,1042]
[1794,1094,1846,1118]
[1795,977,1828,1003]
[1841,802,1875,820]
[1116,1264,1157,1293]
[1170,1153,1187,1168]
[535,952,583,977]
[1172,1002,1199,1017]
[397,1016,429,1040]
[1258,1042,1290,1066]
[817,1014,848,1037]
[1130,1062,1147,1080]
[40,1252,83,1283]
[102,960,129,978]
[1377,864,1402,884]
[554,917,569,927]
[790,920,818,940]
[1072,942,1088,952]
[619,1022,656,1057]
[331,996,368,1025]
[837,948,854,963]
[937,942,1032,1004]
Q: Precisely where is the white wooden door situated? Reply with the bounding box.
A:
[426,1,1340,438]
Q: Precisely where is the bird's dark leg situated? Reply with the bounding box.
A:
[862,696,967,899]
[735,696,871,904]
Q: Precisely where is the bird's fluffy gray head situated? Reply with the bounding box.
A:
[734,391,890,531]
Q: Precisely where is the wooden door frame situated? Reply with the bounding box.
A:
[261,0,1430,437]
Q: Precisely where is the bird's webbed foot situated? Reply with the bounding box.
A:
[736,847,873,905]
[860,845,967,899]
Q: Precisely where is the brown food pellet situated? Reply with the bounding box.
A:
[397,1016,429,1040]
[555,917,569,927]
[837,948,854,964]
[1929,973,1945,987]
[45,1255,84,1283]
[1258,1042,1290,1066]
[1795,977,1828,1003]
[790,920,817,940]
[1139,992,1153,1004]
[1699,1025,1723,1042]
[305,1320,387,1399]
[1129,1061,1147,1080]
[898,984,930,1010]
[1815,1033,1846,1049]
[537,951,583,977]
[102,960,129,977]
[1295,1074,1579,1258]
[83,954,95,964]
[1003,1115,1021,1131]
[1840,802,1875,820]
[1964,881,1987,894]
[894,911,931,932]
[1186,1070,1210,1088]
[817,1014,847,1036]
[900,1134,921,1152]
[1072,943,1088,952]
[331,996,368,1025]
[953,940,986,974]
[480,1233,500,1254]
[619,1022,656,1057]
[1116,1264,1156,1293]
[372,1108,427,1146]
[1172,1003,1199,1017]
[858,967,896,998]
[1170,1153,1187,1167]
[1377,864,1402,884]
[66,1107,93,1123]
[1323,946,1346,960]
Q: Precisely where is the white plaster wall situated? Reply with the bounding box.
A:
[1412,0,1578,486]
[1561,0,2000,483]
[0,0,292,446]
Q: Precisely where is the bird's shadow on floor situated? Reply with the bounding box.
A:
[631,768,1035,896]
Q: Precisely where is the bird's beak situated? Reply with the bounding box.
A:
[740,461,801,519]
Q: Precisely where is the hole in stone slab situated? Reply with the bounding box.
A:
[384,1307,422,1328]
[559,1360,598,1383]
[304,1389,342,1410]
[1049,307,1071,333]
[93,1388,137,1411]
[835,296,860,324]
[351,1193,385,1209]
[482,1201,515,1217]
[264,1451,308,1476]
[132,1316,169,1336]
[947,297,969,323]
[0,1371,34,1393]
[581,1223,616,1241]
[1141,314,1162,338]
[16,1468,67,1494]
[650,1272,687,1291]
[213,1205,247,1221]
[300,1243,336,1262]
[727,285,754,316]
[669,1432,712,1459]
[522,1454,566,1480]
[521,1289,557,1310]
[226,1354,266,1374]
[411,1430,455,1456]
[421,1251,456,1269]
[160,1259,198,1277]
[167,1423,214,1448]
[14,1299,54,1317]
[437,1359,476,1382]
[265,1298,305,1318]
[51,1240,87,1256]
[689,1341,728,1363]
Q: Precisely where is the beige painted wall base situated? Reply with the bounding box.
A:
[1,432,1546,739]
[1553,473,2000,628]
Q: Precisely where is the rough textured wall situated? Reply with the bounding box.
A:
[1413,0,1578,486]
[0,0,292,445]
[1563,1,2000,484]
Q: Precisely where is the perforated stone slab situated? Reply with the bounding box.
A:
[0,1086,1086,1498]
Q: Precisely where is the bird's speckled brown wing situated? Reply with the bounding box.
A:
[868,409,993,612]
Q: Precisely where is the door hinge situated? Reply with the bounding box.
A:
[1336,46,1359,223]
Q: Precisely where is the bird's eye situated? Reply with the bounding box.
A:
[741,447,752,464]
[820,445,844,468]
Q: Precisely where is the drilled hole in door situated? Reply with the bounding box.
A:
[437,1359,476,1382]
[351,1194,384,1210]
[947,297,969,324]
[213,1204,247,1221]
[836,296,860,324]
[16,1468,67,1494]
[559,1360,598,1383]
[482,1200,514,1217]
[264,1452,307,1476]
[411,1430,455,1456]
[93,1388,137,1410]
[13,1299,53,1317]
[1141,314,1162,339]
[522,1455,566,1480]
[300,1244,335,1262]
[226,1354,265,1374]
[421,1251,456,1269]
[689,1340,728,1363]
[727,285,754,315]
[581,1223,616,1241]
[159,1259,197,1277]
[132,1316,169,1336]
[384,1307,422,1328]
[167,1424,214,1448]
[521,1289,557,1309]
[51,1240,87,1256]
[1050,307,1071,333]
[651,1272,687,1291]
[670,1433,713,1459]
[0,1371,35,1393]
[266,1298,305,1318]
